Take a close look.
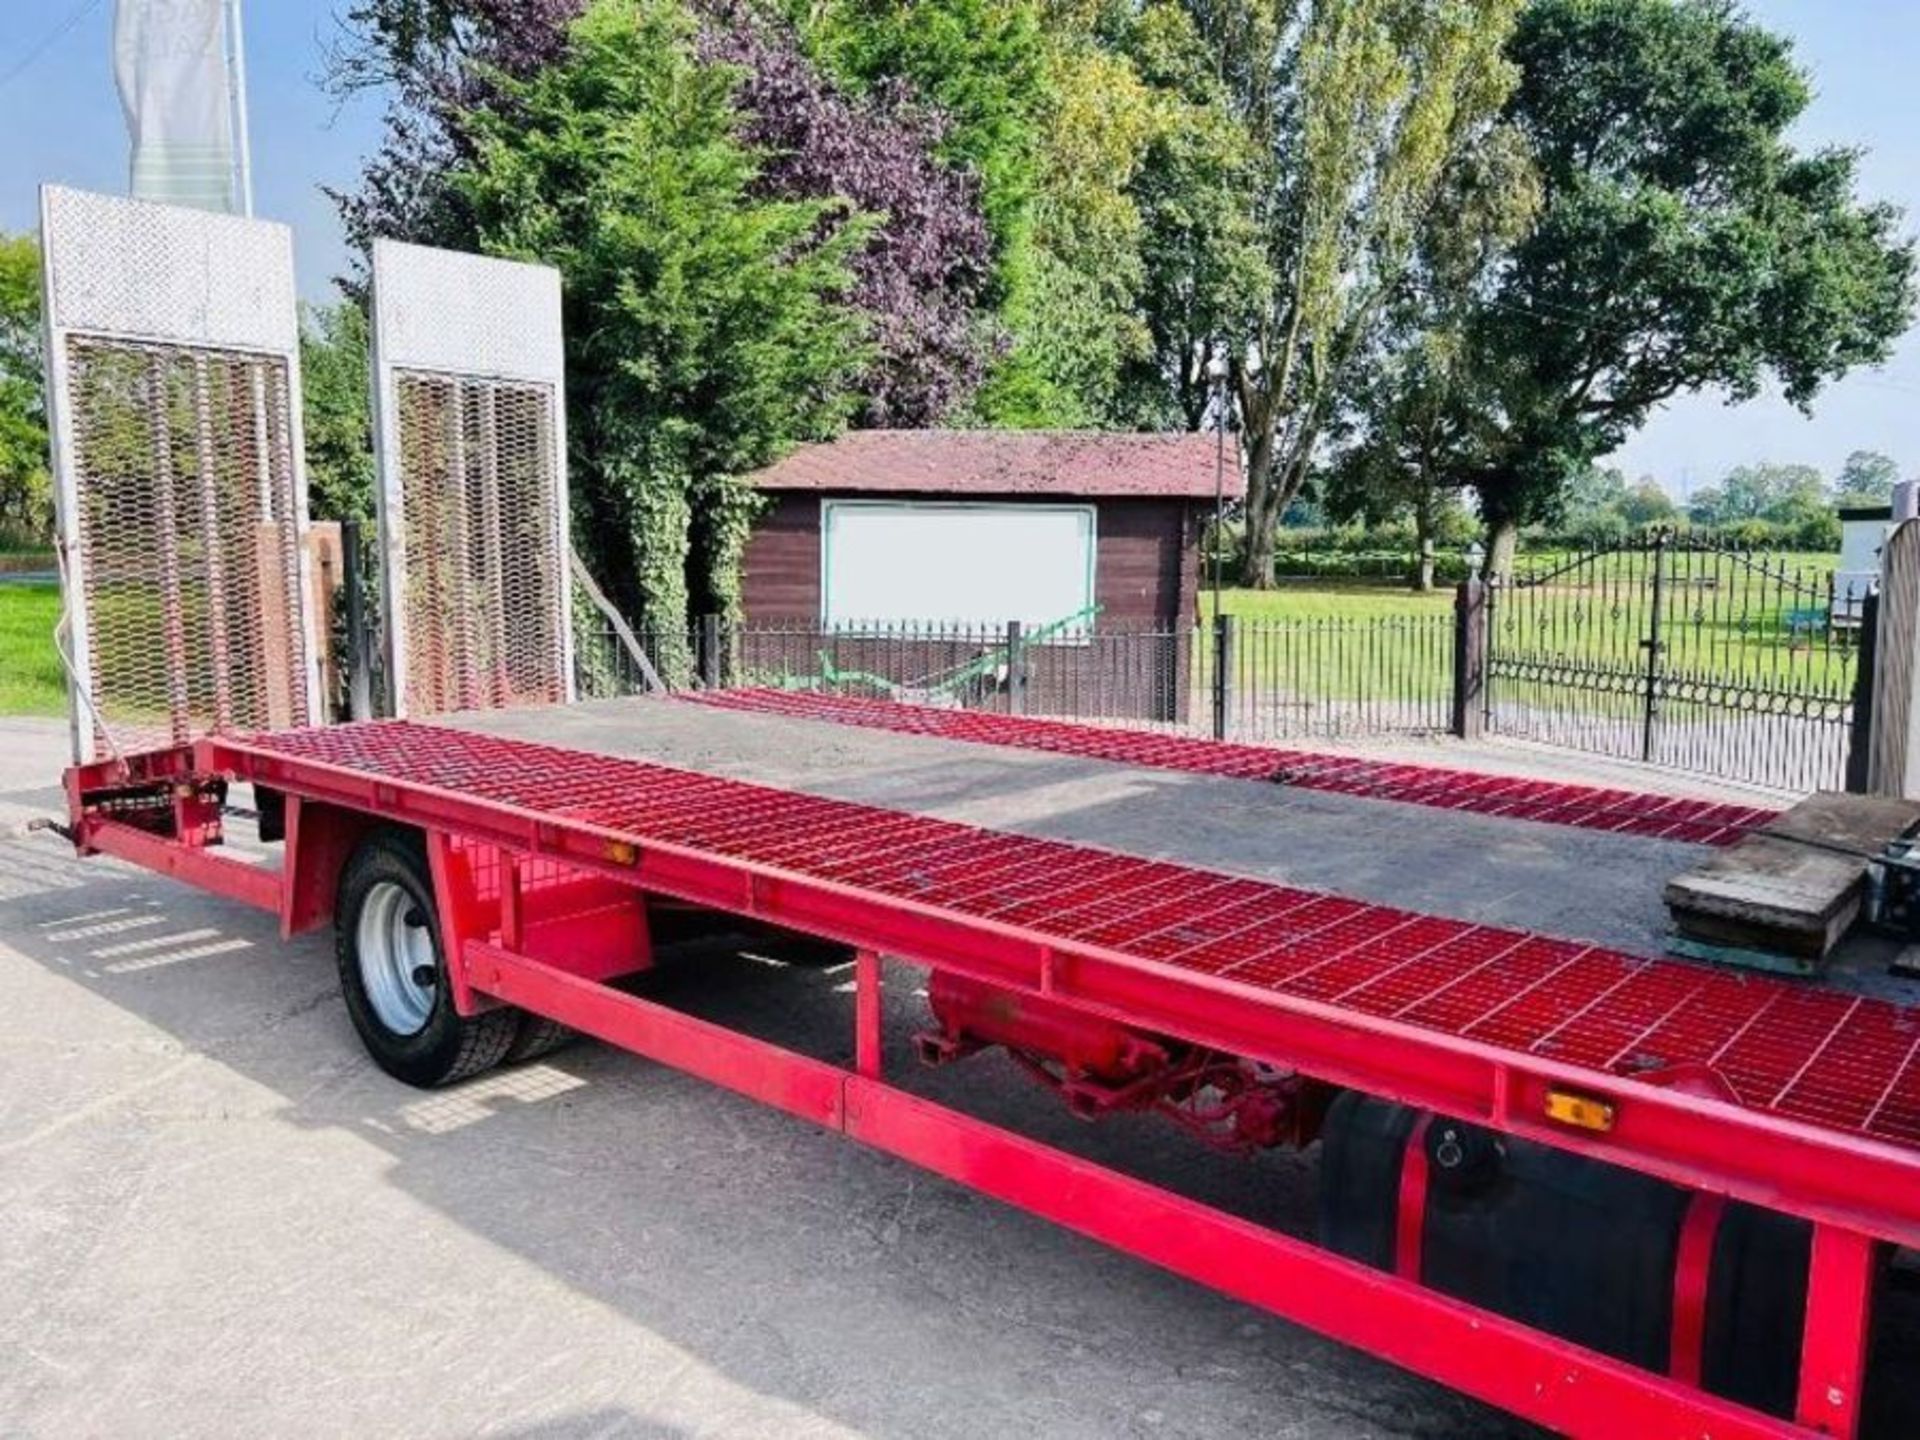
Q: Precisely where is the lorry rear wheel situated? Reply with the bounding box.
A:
[335,828,517,1088]
[505,1014,576,1064]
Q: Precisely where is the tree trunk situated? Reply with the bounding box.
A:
[1239,494,1279,590]
[1412,484,1436,592]
[1486,515,1520,581]
[1236,412,1279,590]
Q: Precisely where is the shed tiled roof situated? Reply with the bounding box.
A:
[752,429,1240,500]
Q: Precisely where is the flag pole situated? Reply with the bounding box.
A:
[225,0,254,216]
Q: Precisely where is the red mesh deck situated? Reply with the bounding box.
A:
[690,690,1779,847]
[248,720,1920,1157]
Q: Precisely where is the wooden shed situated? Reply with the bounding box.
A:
[740,429,1236,720]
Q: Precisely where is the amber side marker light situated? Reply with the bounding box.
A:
[603,840,641,866]
[1545,1088,1617,1133]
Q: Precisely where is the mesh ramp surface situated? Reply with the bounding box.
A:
[65,339,312,752]
[391,373,568,715]
[249,720,1920,1155]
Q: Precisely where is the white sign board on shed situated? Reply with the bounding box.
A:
[821,500,1097,634]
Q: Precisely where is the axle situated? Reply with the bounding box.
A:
[916,970,1313,1154]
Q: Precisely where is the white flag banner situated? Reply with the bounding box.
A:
[114,0,236,213]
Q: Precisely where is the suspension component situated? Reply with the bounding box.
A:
[916,971,1311,1154]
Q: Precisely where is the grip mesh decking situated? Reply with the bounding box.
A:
[371,240,572,717]
[248,720,1920,1155]
[693,689,1780,846]
[40,186,317,760]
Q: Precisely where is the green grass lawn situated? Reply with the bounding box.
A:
[1195,587,1457,703]
[1217,586,1455,621]
[0,582,65,716]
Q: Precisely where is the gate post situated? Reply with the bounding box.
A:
[1451,577,1486,740]
[342,517,374,722]
[699,613,722,690]
[1211,613,1234,740]
[1005,620,1027,715]
[1641,530,1669,762]
[1845,590,1879,794]
[1868,520,1920,797]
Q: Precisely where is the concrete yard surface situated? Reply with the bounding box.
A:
[0,715,66,838]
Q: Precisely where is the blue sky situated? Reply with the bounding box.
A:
[0,1,385,298]
[2,0,1915,494]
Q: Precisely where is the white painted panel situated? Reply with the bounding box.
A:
[371,238,565,385]
[822,501,1096,631]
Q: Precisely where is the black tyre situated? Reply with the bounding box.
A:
[334,827,517,1088]
[504,1013,577,1065]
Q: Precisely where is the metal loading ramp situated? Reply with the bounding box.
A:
[368,239,574,717]
[37,185,320,762]
[228,716,1920,1242]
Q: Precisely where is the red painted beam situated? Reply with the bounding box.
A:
[466,940,846,1128]
[464,942,1811,1440]
[205,725,1920,1248]
[846,1081,1811,1440]
[83,818,281,915]
[1796,1226,1881,1438]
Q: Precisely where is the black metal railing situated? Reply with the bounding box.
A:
[567,610,1458,743]
[1211,609,1456,741]
[334,532,1870,793]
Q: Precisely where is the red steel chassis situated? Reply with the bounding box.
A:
[61,719,1920,1440]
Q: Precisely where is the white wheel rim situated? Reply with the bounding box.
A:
[356,881,436,1036]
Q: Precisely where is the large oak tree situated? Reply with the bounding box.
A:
[1460,0,1914,572]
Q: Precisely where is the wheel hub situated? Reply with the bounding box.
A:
[356,880,436,1036]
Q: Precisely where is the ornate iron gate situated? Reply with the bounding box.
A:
[1485,534,1865,793]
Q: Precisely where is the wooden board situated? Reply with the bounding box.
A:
[1665,791,1920,965]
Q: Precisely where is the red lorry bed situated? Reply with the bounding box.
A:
[67,704,1917,1440]
[224,717,1920,1215]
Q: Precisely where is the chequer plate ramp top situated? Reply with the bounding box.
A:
[235,720,1920,1210]
[38,184,320,764]
[691,688,1781,847]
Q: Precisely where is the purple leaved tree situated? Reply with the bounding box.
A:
[697,1,993,425]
